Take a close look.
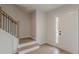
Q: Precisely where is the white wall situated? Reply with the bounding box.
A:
[31,10,47,44]
[36,10,47,44]
[0,4,32,38]
[47,5,79,54]
[0,29,18,53]
[31,11,37,40]
[47,15,56,46]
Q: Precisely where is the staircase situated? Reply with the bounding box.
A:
[0,7,18,53]
[18,38,40,54]
[0,7,39,54]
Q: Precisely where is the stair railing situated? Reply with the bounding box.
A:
[0,7,19,38]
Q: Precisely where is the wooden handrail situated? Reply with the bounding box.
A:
[0,9,17,24]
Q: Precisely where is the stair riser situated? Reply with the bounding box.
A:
[19,46,40,54]
[18,41,37,48]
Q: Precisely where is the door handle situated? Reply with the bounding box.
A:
[59,32,61,35]
[59,31,61,35]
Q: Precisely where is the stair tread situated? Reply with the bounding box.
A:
[18,43,39,51]
[19,38,35,44]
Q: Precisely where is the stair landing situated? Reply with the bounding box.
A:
[18,38,40,54]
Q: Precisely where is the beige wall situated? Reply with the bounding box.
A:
[0,4,32,38]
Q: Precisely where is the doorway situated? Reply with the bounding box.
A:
[55,10,78,53]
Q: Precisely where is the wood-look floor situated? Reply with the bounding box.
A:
[19,38,70,54]
[28,44,70,54]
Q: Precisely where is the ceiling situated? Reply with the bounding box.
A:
[16,4,64,13]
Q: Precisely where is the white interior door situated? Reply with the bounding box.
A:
[56,10,78,53]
